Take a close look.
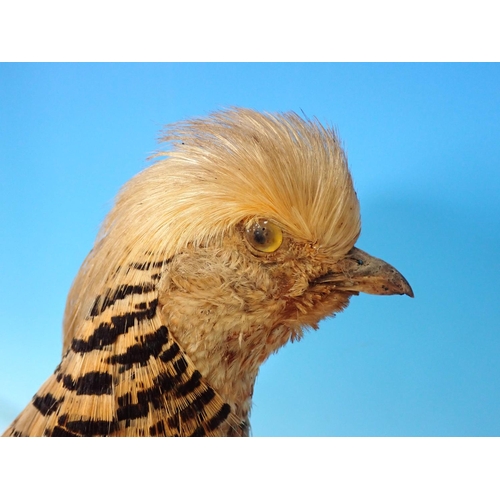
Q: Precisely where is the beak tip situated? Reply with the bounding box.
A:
[401,277,414,298]
[397,275,414,298]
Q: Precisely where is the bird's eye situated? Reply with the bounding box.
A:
[245,219,283,253]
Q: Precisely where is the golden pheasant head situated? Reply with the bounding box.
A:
[6,108,412,437]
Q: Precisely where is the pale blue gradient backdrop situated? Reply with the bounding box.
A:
[0,63,498,436]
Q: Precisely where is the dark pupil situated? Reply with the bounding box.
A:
[253,226,268,245]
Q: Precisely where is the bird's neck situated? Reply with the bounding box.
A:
[165,319,296,433]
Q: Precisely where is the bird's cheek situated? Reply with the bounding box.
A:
[269,265,311,299]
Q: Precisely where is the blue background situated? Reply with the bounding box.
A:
[1,63,499,436]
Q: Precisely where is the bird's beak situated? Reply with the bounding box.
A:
[314,246,414,297]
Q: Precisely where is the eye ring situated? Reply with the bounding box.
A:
[245,219,283,253]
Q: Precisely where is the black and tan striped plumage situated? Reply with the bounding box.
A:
[4,108,412,437]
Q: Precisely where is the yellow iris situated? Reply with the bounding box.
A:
[245,219,283,253]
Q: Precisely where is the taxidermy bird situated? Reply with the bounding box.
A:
[3,108,412,437]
